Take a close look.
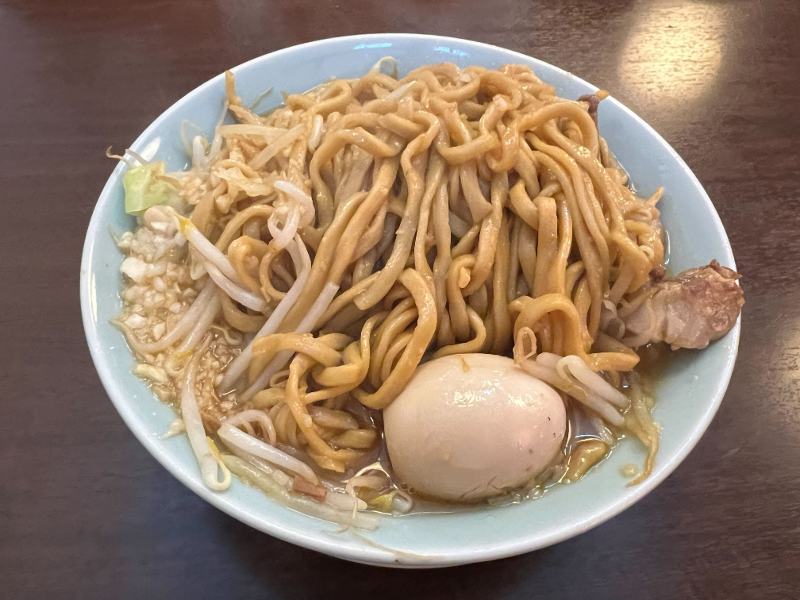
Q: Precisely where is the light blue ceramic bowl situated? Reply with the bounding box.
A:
[80,34,739,568]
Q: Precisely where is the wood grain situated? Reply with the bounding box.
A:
[2,0,799,597]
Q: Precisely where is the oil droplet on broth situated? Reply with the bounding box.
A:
[621,464,639,478]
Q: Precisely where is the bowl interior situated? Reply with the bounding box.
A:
[81,34,739,567]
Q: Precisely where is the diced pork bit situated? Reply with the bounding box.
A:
[621,261,744,349]
[578,93,601,126]
[292,476,327,502]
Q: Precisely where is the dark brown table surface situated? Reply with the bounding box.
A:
[3,0,799,597]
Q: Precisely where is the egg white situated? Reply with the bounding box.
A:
[384,354,567,502]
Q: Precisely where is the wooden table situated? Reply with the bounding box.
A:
[2,0,798,597]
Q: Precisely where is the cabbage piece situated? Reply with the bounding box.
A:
[123,161,180,215]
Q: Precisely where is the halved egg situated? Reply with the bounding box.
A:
[384,353,567,502]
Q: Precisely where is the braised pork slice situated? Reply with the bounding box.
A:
[621,261,744,349]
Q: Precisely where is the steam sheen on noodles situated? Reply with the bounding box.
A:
[113,59,742,525]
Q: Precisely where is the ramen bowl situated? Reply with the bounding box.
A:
[80,33,739,568]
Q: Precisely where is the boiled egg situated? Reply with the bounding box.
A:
[384,353,566,502]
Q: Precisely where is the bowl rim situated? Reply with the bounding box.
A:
[80,32,740,567]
